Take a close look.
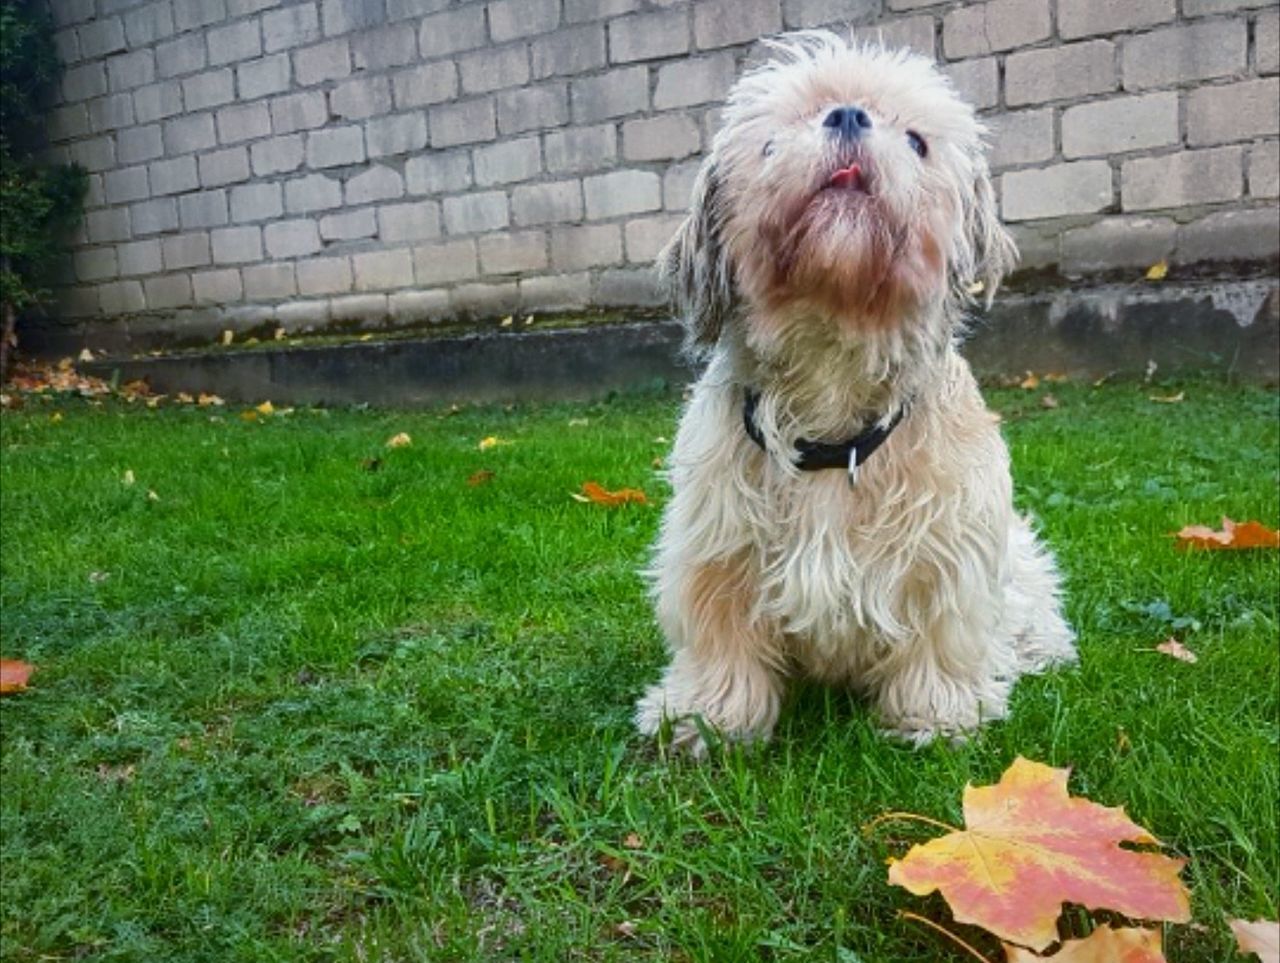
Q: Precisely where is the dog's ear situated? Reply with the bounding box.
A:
[658,159,737,353]
[955,158,1018,307]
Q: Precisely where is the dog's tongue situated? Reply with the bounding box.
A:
[828,162,863,190]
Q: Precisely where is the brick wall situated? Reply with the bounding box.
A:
[44,0,1280,345]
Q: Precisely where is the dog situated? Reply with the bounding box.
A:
[635,32,1076,754]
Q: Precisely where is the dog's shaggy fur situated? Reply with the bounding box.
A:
[635,33,1076,753]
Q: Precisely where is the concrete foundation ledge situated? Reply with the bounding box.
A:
[70,275,1279,406]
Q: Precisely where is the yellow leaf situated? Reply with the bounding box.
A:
[359,333,373,341]
[499,315,514,327]
[197,393,224,407]
[386,432,412,449]
[1019,372,1040,390]
[146,489,160,502]
[1149,391,1184,404]
[240,410,259,422]
[222,329,234,345]
[1145,260,1168,281]
[50,412,63,423]
[274,327,286,340]
[78,347,95,362]
[478,435,507,451]
[122,469,135,486]
[966,280,985,296]
[255,401,274,415]
[1004,925,1166,962]
[176,392,194,404]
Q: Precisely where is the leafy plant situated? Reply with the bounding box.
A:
[0,0,88,380]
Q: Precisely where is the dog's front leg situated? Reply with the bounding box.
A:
[869,605,1017,747]
[636,552,786,756]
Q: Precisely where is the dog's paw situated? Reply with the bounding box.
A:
[635,683,772,758]
[879,718,974,748]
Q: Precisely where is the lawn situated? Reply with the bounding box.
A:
[1,378,1277,962]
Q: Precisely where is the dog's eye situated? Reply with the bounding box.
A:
[762,140,775,157]
[906,131,928,158]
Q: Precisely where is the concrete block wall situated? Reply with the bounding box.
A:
[44,0,1280,345]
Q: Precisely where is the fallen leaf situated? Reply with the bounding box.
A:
[886,756,1190,952]
[568,418,589,427]
[1004,925,1165,962]
[89,570,110,584]
[1174,517,1280,551]
[579,481,648,506]
[176,392,195,404]
[1044,373,1068,383]
[967,279,986,296]
[122,469,135,486]
[652,456,664,469]
[147,489,160,502]
[500,315,514,327]
[478,435,508,451]
[256,401,274,416]
[1230,918,1280,963]
[1155,638,1197,664]
[96,762,136,784]
[523,314,534,326]
[1145,359,1158,383]
[614,920,639,938]
[222,329,234,345]
[623,832,644,849]
[1145,260,1169,281]
[274,327,286,340]
[467,469,495,487]
[1149,391,1184,404]
[50,412,62,423]
[78,347,95,362]
[386,432,412,449]
[359,333,373,341]
[197,393,224,407]
[0,659,35,694]
[1041,393,1059,409]
[240,410,259,422]
[1116,727,1132,753]
[1020,372,1040,390]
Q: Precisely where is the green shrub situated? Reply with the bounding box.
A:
[0,0,88,377]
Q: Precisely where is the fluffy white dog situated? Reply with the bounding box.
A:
[636,32,1076,753]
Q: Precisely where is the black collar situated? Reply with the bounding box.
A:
[742,389,907,475]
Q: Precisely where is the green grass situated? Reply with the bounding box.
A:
[1,379,1276,963]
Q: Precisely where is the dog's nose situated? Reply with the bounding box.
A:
[823,105,873,139]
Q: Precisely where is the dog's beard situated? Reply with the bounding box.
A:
[738,176,949,331]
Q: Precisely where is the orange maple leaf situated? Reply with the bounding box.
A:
[0,659,35,695]
[1004,925,1165,962]
[1174,517,1280,550]
[1230,918,1280,963]
[887,757,1190,952]
[578,481,648,506]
